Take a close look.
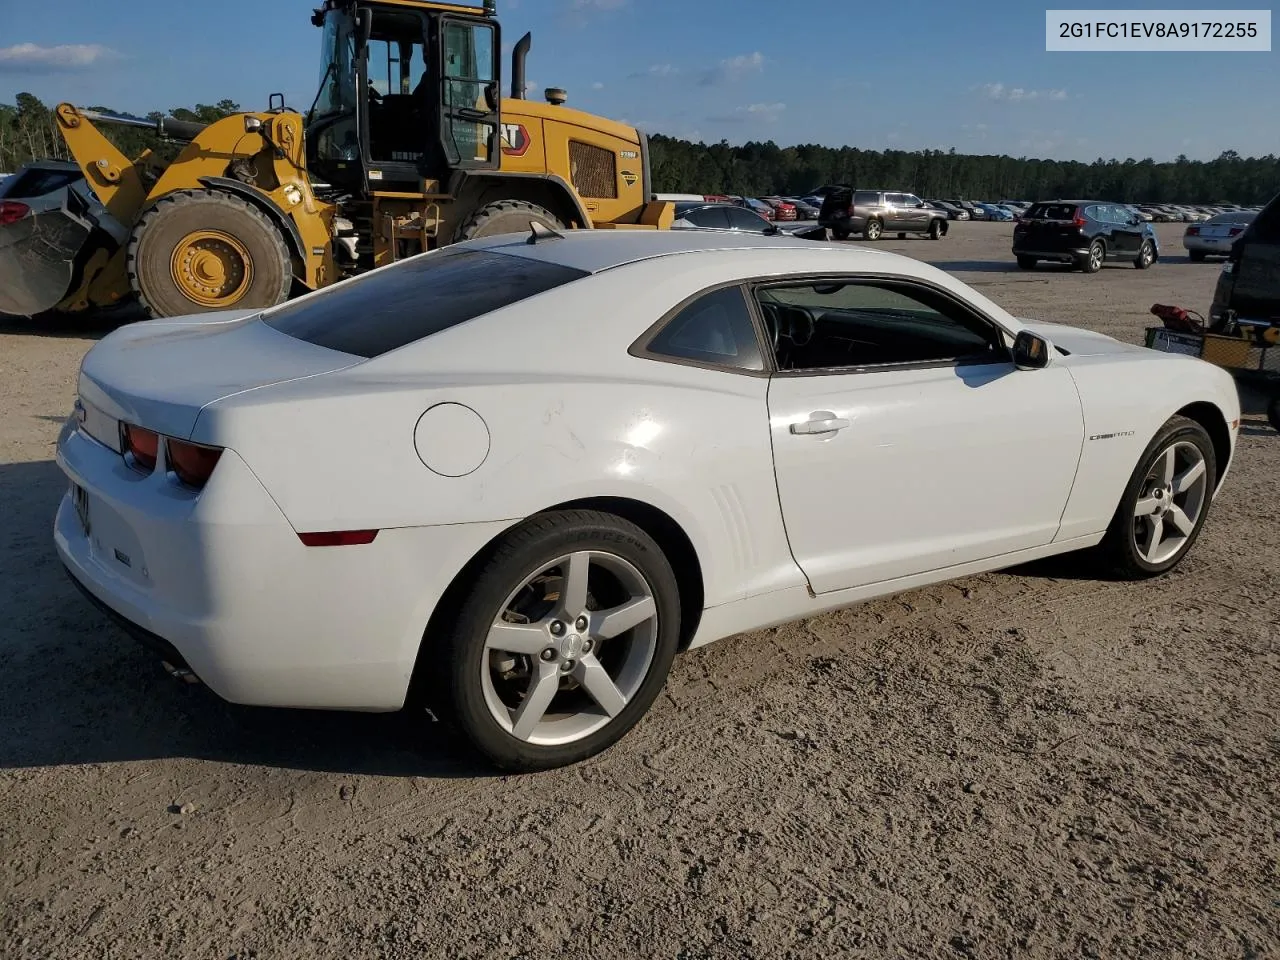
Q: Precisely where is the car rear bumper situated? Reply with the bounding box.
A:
[1183,236,1236,254]
[54,416,513,711]
[1011,246,1089,261]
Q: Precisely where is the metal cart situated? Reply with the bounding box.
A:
[1145,308,1280,433]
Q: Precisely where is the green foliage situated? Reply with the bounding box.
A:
[1,93,243,174]
[650,134,1280,204]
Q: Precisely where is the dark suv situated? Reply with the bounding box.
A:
[1012,201,1158,272]
[819,188,948,241]
[1210,190,1280,326]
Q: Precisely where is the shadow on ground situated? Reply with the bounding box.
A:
[0,459,494,779]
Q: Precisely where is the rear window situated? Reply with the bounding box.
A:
[1,166,81,199]
[1026,203,1079,221]
[1207,211,1256,224]
[262,248,588,358]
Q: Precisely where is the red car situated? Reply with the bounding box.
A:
[761,197,798,221]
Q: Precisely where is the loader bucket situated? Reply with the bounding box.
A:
[0,182,115,317]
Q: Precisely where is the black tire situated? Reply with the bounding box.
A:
[1135,239,1156,269]
[127,190,293,318]
[436,509,681,771]
[454,199,565,243]
[1080,239,1105,273]
[833,228,850,241]
[1267,396,1280,434]
[864,218,883,241]
[897,232,907,239]
[928,219,945,240]
[1188,249,1207,262]
[1016,255,1037,270]
[1094,415,1217,579]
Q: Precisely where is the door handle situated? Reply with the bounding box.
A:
[790,415,850,435]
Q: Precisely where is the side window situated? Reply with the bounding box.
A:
[1247,197,1280,243]
[755,280,1008,372]
[725,207,770,232]
[902,194,922,207]
[640,286,764,372]
[684,206,730,229]
[853,190,879,207]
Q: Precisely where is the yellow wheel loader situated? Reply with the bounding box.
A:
[1,0,673,319]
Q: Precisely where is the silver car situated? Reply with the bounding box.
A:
[1183,211,1256,261]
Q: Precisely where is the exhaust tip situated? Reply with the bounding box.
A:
[161,660,201,685]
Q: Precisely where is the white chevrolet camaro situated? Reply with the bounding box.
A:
[55,229,1240,770]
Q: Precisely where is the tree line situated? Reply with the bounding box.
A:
[648,135,1279,205]
[3,92,1276,205]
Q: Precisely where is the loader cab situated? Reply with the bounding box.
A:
[307,0,501,192]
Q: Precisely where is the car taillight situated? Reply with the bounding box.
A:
[1072,208,1087,228]
[166,438,223,488]
[1187,226,1200,235]
[298,530,379,547]
[0,201,30,226]
[121,424,159,471]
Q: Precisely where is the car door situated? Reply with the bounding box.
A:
[884,193,911,230]
[1102,204,1140,256]
[760,277,1084,593]
[901,194,930,231]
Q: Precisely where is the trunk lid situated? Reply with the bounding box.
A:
[78,310,362,439]
[1016,202,1084,246]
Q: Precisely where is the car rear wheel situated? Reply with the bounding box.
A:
[864,219,883,241]
[1135,240,1156,269]
[1080,240,1105,273]
[1095,416,1216,579]
[1016,255,1037,270]
[437,510,681,771]
[833,228,850,241]
[1188,249,1207,263]
[928,219,945,240]
[1267,397,1280,434]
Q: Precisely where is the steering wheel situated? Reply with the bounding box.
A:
[760,301,782,352]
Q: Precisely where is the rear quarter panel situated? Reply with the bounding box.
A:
[1055,352,1240,541]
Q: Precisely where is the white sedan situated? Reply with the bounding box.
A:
[55,229,1241,770]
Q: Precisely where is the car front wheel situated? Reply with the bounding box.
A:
[438,510,681,771]
[1095,415,1216,579]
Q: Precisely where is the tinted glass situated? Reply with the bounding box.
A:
[263,249,588,358]
[902,195,922,207]
[646,286,764,371]
[1248,195,1280,243]
[725,207,771,232]
[757,281,1004,371]
[854,190,879,206]
[2,167,80,199]
[1027,203,1078,221]
[1208,211,1256,224]
[682,206,731,228]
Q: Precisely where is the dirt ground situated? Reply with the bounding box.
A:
[1,222,1276,959]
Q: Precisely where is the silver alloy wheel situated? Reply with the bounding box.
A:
[1089,243,1104,270]
[480,551,659,746]
[1140,241,1154,265]
[1131,440,1208,565]
[866,220,882,240]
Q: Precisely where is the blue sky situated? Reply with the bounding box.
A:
[2,0,1276,162]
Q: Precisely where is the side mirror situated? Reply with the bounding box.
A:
[1013,330,1052,369]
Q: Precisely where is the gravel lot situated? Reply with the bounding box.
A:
[2,221,1276,959]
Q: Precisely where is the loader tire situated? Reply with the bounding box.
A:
[128,190,294,318]
[454,200,565,243]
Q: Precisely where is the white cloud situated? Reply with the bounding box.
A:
[698,51,765,87]
[979,82,1069,102]
[0,43,122,71]
[709,102,786,124]
[591,81,605,90]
